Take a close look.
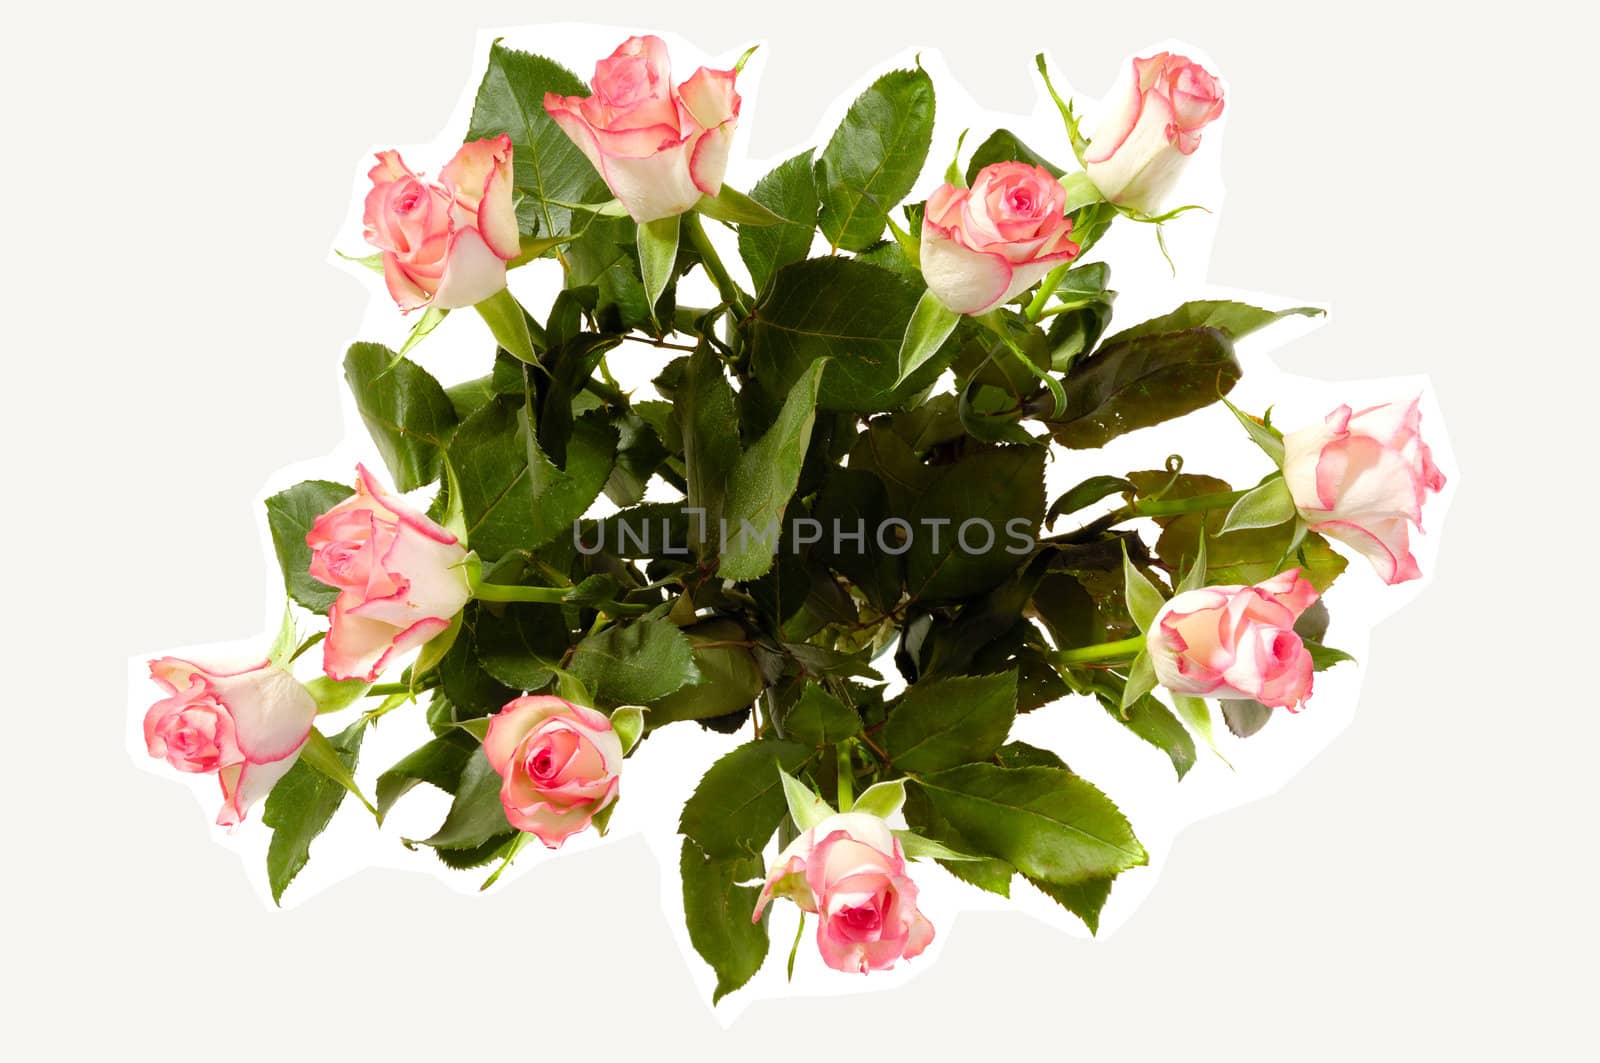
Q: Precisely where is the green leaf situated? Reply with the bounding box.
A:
[1222,699,1274,738]
[1126,471,1350,593]
[896,289,962,386]
[779,767,834,830]
[508,232,581,268]
[447,400,531,561]
[1035,54,1089,164]
[1172,694,1219,753]
[449,399,617,560]
[1223,396,1287,464]
[610,705,646,754]
[1048,475,1133,525]
[1047,327,1242,449]
[1029,874,1113,934]
[901,784,1016,894]
[453,718,491,742]
[816,67,936,252]
[853,780,906,820]
[681,839,769,1004]
[750,257,947,412]
[996,741,1067,770]
[552,670,594,707]
[467,43,604,239]
[1220,477,1297,535]
[471,600,565,691]
[524,408,617,549]
[916,764,1147,885]
[965,128,1064,182]
[568,618,700,707]
[1109,299,1323,345]
[785,683,863,746]
[883,671,1018,774]
[1106,692,1197,780]
[647,620,764,725]
[1121,651,1158,710]
[564,216,653,332]
[414,747,513,851]
[906,445,1046,602]
[438,605,518,717]
[718,360,826,580]
[543,196,628,217]
[811,467,903,612]
[1304,639,1357,671]
[637,215,680,319]
[264,480,353,613]
[678,739,814,858]
[604,406,668,512]
[1176,534,1209,595]
[678,348,741,559]
[737,150,819,292]
[1043,263,1116,372]
[474,288,539,364]
[433,832,517,870]
[304,675,370,715]
[1057,172,1104,215]
[896,830,984,862]
[395,306,448,361]
[943,128,969,186]
[298,728,376,816]
[337,248,384,273]
[375,734,473,821]
[262,719,367,904]
[1123,545,1166,632]
[342,343,459,492]
[267,605,298,668]
[696,184,787,226]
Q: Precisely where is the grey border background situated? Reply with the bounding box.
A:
[4,1,1592,1057]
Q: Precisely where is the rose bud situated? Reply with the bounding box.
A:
[1085,52,1225,213]
[362,134,519,312]
[307,465,472,683]
[753,812,935,974]
[1281,399,1447,585]
[145,657,318,827]
[920,162,1080,316]
[1147,570,1321,710]
[483,696,624,848]
[544,35,740,223]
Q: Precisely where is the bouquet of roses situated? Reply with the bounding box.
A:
[137,31,1445,1001]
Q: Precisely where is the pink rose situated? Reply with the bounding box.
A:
[1281,399,1446,585]
[362,134,520,312]
[920,162,1080,316]
[307,465,472,682]
[1085,52,1226,213]
[543,35,740,223]
[753,812,934,974]
[145,657,318,827]
[1147,570,1320,710]
[483,696,624,848]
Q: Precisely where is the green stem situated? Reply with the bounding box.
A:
[472,580,647,616]
[1093,488,1254,529]
[682,212,749,317]
[1025,260,1074,321]
[1054,634,1146,665]
[836,744,855,811]
[584,371,628,408]
[367,682,422,697]
[1133,488,1251,517]
[472,582,569,604]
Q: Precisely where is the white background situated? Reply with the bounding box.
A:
[3,1,1595,1058]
